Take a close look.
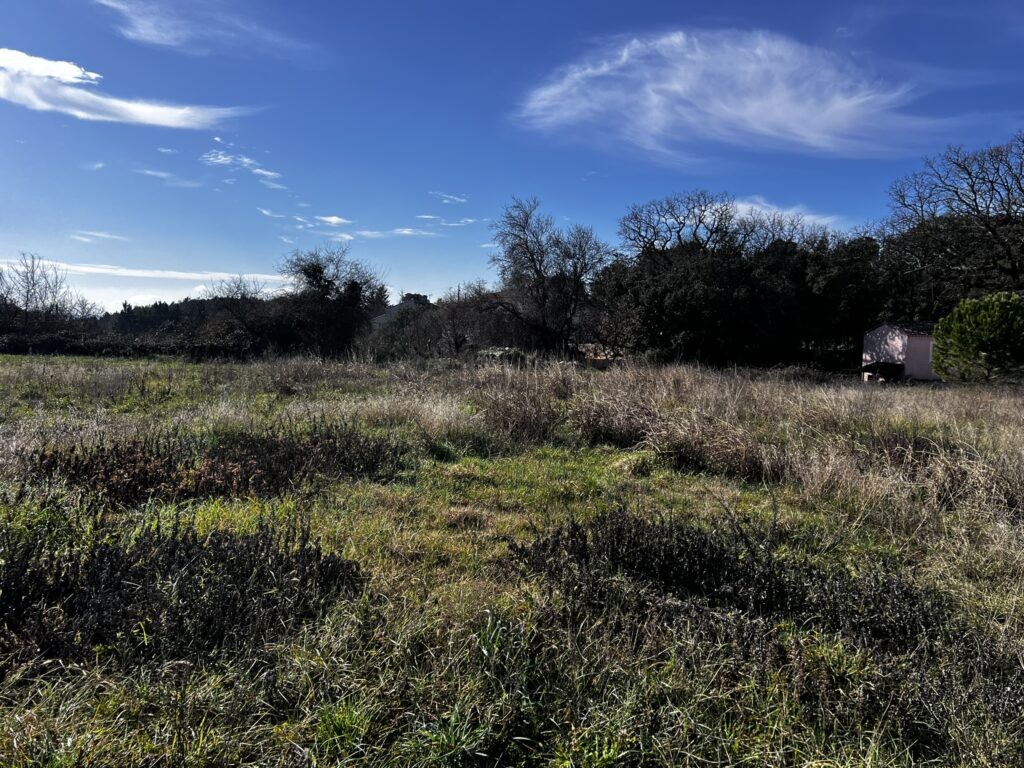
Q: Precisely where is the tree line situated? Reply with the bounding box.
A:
[4,131,1024,368]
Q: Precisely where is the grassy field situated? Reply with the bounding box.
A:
[1,356,1023,766]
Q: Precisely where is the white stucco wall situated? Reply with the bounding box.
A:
[862,325,907,366]
[904,334,939,380]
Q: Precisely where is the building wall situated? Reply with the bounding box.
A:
[904,334,940,380]
[862,325,907,367]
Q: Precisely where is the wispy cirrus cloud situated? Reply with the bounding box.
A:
[355,228,439,239]
[71,230,129,243]
[734,196,844,228]
[202,148,285,187]
[93,0,313,58]
[201,149,259,169]
[315,215,352,226]
[135,168,203,187]
[0,47,247,129]
[519,28,985,161]
[0,257,285,283]
[257,207,285,218]
[415,214,479,227]
[429,191,468,204]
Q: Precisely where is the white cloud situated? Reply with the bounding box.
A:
[0,48,101,84]
[416,215,441,220]
[307,229,355,242]
[137,169,173,179]
[315,215,352,226]
[440,218,478,227]
[519,29,962,160]
[93,0,312,57]
[355,228,439,239]
[734,196,843,227]
[0,257,285,283]
[257,207,285,218]
[72,230,130,243]
[157,146,177,154]
[201,149,258,168]
[85,161,106,171]
[201,147,284,187]
[279,236,295,244]
[135,168,203,187]
[429,191,468,204]
[479,242,497,248]
[0,47,246,129]
[3,255,288,311]
[393,228,436,236]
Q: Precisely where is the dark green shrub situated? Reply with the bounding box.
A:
[0,519,365,665]
[934,291,1024,381]
[513,509,1024,764]
[26,417,408,504]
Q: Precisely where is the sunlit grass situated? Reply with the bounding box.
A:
[1,356,1023,765]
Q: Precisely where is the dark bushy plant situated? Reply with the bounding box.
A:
[934,291,1024,381]
[26,417,408,504]
[0,518,366,665]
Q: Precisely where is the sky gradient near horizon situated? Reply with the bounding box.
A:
[1,0,1023,310]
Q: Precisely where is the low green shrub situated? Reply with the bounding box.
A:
[25,416,409,504]
[0,517,365,666]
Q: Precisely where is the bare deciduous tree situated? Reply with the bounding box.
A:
[0,253,91,333]
[618,190,825,258]
[618,190,740,255]
[889,132,1024,282]
[491,198,612,351]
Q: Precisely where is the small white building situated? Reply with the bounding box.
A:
[861,323,940,382]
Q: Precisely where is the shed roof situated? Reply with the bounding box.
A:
[874,321,936,337]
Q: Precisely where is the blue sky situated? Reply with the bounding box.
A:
[1,0,1022,310]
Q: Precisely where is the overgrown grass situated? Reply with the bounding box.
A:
[1,356,1023,765]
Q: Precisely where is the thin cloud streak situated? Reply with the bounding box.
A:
[135,168,204,187]
[355,228,439,239]
[201,147,284,187]
[734,196,844,227]
[0,47,247,129]
[71,230,130,243]
[429,191,468,204]
[0,257,286,283]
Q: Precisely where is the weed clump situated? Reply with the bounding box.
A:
[0,518,366,666]
[25,416,408,504]
[513,508,1024,764]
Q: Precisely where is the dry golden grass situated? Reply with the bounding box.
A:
[2,355,1024,766]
